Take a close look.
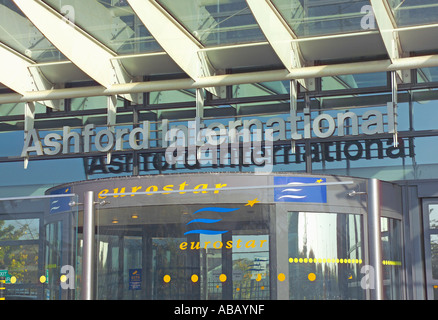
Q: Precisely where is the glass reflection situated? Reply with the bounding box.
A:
[232,235,269,300]
[156,0,265,46]
[429,204,438,280]
[272,0,374,37]
[389,0,438,27]
[288,211,364,300]
[381,217,403,299]
[95,203,270,300]
[0,195,78,300]
[0,0,65,62]
[43,0,161,54]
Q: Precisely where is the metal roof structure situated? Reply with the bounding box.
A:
[1,0,438,107]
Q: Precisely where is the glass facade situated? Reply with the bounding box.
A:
[1,0,438,302]
[157,0,266,46]
[272,0,374,37]
[43,0,162,54]
[388,0,438,27]
[0,0,65,62]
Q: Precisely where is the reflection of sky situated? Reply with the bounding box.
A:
[298,212,337,260]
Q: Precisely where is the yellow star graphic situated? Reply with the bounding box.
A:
[245,198,260,207]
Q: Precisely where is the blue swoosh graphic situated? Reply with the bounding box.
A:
[184,230,228,235]
[186,218,222,225]
[193,207,239,214]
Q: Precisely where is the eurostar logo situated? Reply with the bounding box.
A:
[245,198,260,207]
[184,198,261,235]
[274,177,327,203]
[49,186,72,214]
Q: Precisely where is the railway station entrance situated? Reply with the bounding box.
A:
[0,173,409,300]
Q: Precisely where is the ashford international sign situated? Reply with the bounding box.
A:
[22,105,397,169]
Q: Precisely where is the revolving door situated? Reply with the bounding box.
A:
[48,172,404,300]
[95,203,271,300]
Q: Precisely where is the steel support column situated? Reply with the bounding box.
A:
[82,191,95,300]
[367,178,384,300]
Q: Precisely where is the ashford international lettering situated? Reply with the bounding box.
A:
[21,104,395,157]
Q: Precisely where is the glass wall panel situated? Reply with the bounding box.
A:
[272,0,374,37]
[389,0,438,27]
[0,0,66,62]
[321,73,388,91]
[381,217,403,300]
[427,204,438,282]
[287,211,365,300]
[43,0,161,54]
[417,67,438,83]
[232,234,269,300]
[413,94,438,131]
[232,81,290,98]
[430,234,438,280]
[156,0,266,46]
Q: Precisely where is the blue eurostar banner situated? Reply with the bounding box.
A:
[274,177,327,203]
[49,187,72,214]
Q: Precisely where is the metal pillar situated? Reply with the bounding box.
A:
[82,191,95,300]
[367,178,384,300]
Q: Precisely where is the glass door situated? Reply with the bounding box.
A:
[422,200,438,299]
[95,203,272,300]
[0,194,78,300]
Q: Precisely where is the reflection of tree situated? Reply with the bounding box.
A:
[232,258,269,300]
[431,238,438,279]
[153,238,190,300]
[233,258,252,299]
[0,220,39,282]
[430,207,438,229]
[430,207,438,279]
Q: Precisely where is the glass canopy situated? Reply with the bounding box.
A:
[43,0,162,54]
[0,0,66,62]
[271,0,375,37]
[388,0,438,27]
[156,0,266,46]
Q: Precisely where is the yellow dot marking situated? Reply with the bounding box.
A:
[278,273,286,282]
[163,275,171,283]
[60,275,67,283]
[10,276,16,284]
[39,275,46,283]
[308,273,316,282]
[191,274,199,283]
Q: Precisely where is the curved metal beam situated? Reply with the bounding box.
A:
[128,0,224,97]
[0,43,56,106]
[246,0,311,90]
[13,0,138,102]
